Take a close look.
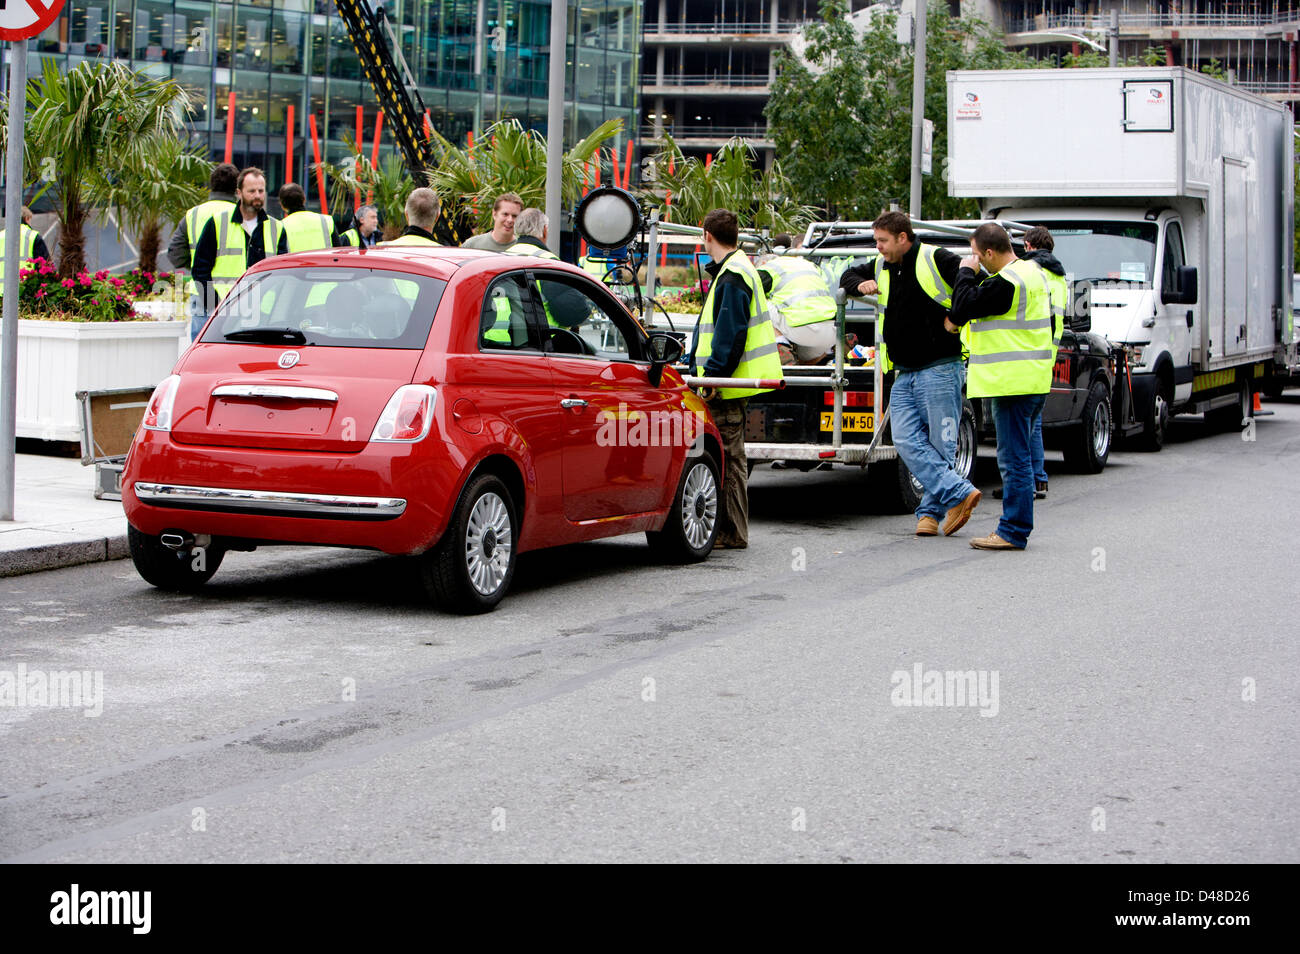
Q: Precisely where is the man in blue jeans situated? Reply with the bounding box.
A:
[947,224,1054,550]
[841,212,981,537]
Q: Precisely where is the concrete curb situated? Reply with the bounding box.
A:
[0,534,130,578]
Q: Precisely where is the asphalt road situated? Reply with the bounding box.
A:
[2,399,1298,863]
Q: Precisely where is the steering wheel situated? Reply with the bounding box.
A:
[549,327,596,356]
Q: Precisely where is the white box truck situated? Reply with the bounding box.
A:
[946,67,1295,449]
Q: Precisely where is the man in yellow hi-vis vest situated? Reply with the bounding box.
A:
[0,206,50,272]
[191,167,283,338]
[841,212,980,539]
[379,188,442,246]
[278,183,339,252]
[757,233,837,365]
[948,222,1055,551]
[1020,226,1068,501]
[687,208,784,550]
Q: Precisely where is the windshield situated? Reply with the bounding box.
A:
[201,267,446,349]
[1034,221,1158,285]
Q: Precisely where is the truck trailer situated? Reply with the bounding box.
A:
[946,67,1295,449]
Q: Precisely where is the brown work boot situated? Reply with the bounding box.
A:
[969,532,1020,551]
[942,489,982,536]
[915,516,939,536]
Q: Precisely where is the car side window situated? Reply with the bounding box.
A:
[532,273,646,362]
[1162,222,1185,292]
[480,272,543,352]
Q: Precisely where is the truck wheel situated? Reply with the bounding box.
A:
[1136,387,1169,452]
[128,524,224,592]
[1062,380,1112,473]
[1206,378,1252,432]
[867,457,923,515]
[954,400,978,483]
[647,453,720,563]
[419,474,516,614]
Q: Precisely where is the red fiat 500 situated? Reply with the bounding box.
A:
[122,246,723,612]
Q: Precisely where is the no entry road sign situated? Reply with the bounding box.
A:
[0,0,65,41]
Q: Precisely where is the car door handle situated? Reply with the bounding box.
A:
[1186,310,1193,329]
[560,398,588,409]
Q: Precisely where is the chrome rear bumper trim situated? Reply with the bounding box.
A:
[133,482,407,520]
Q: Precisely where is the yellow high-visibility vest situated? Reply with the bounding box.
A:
[964,258,1054,399]
[875,243,953,374]
[693,251,784,400]
[281,210,334,253]
[211,214,283,301]
[758,256,836,328]
[0,223,40,272]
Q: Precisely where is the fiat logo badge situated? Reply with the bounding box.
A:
[278,350,300,369]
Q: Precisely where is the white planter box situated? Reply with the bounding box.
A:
[15,319,189,442]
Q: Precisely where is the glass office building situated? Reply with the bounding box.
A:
[8,1,641,203]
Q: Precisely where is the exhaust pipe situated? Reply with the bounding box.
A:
[159,532,193,550]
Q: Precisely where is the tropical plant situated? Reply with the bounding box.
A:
[426,117,624,239]
[315,133,419,242]
[638,135,817,236]
[0,58,193,278]
[94,136,210,274]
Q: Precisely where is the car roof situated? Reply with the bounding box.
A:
[244,245,593,282]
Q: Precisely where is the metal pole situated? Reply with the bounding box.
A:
[1109,9,1119,67]
[909,0,927,218]
[545,0,566,255]
[645,208,660,301]
[2,41,28,521]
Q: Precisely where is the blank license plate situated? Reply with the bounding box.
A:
[821,412,873,432]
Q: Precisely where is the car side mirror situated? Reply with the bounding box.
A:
[1161,265,1198,305]
[647,332,684,387]
[1068,280,1091,333]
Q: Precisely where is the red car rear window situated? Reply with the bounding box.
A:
[201,267,446,349]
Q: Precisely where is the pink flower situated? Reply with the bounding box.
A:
[78,273,92,287]
[109,278,124,287]
[35,290,45,298]
[60,278,75,289]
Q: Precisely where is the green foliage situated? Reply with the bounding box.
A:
[92,136,210,272]
[637,135,818,235]
[765,0,1039,221]
[425,118,623,240]
[1200,58,1229,81]
[1,257,170,321]
[316,134,419,242]
[0,58,193,278]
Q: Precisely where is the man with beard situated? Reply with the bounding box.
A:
[191,167,285,336]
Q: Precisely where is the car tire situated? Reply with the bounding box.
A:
[867,457,923,515]
[1062,380,1112,474]
[954,399,978,483]
[128,524,224,591]
[420,474,517,614]
[646,453,720,563]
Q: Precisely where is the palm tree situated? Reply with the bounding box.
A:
[315,134,418,243]
[426,118,624,239]
[639,135,817,237]
[0,58,192,278]
[94,137,210,274]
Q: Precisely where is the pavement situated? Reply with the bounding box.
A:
[1,399,1297,863]
[0,453,128,578]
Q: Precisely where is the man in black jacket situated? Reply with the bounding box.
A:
[840,212,981,537]
[1019,227,1066,499]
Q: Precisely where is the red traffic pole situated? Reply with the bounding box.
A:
[355,106,364,211]
[224,90,237,163]
[623,140,634,189]
[308,113,327,213]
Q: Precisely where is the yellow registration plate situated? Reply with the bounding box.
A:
[821,411,874,432]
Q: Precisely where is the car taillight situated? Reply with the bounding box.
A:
[371,385,437,442]
[141,375,181,431]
